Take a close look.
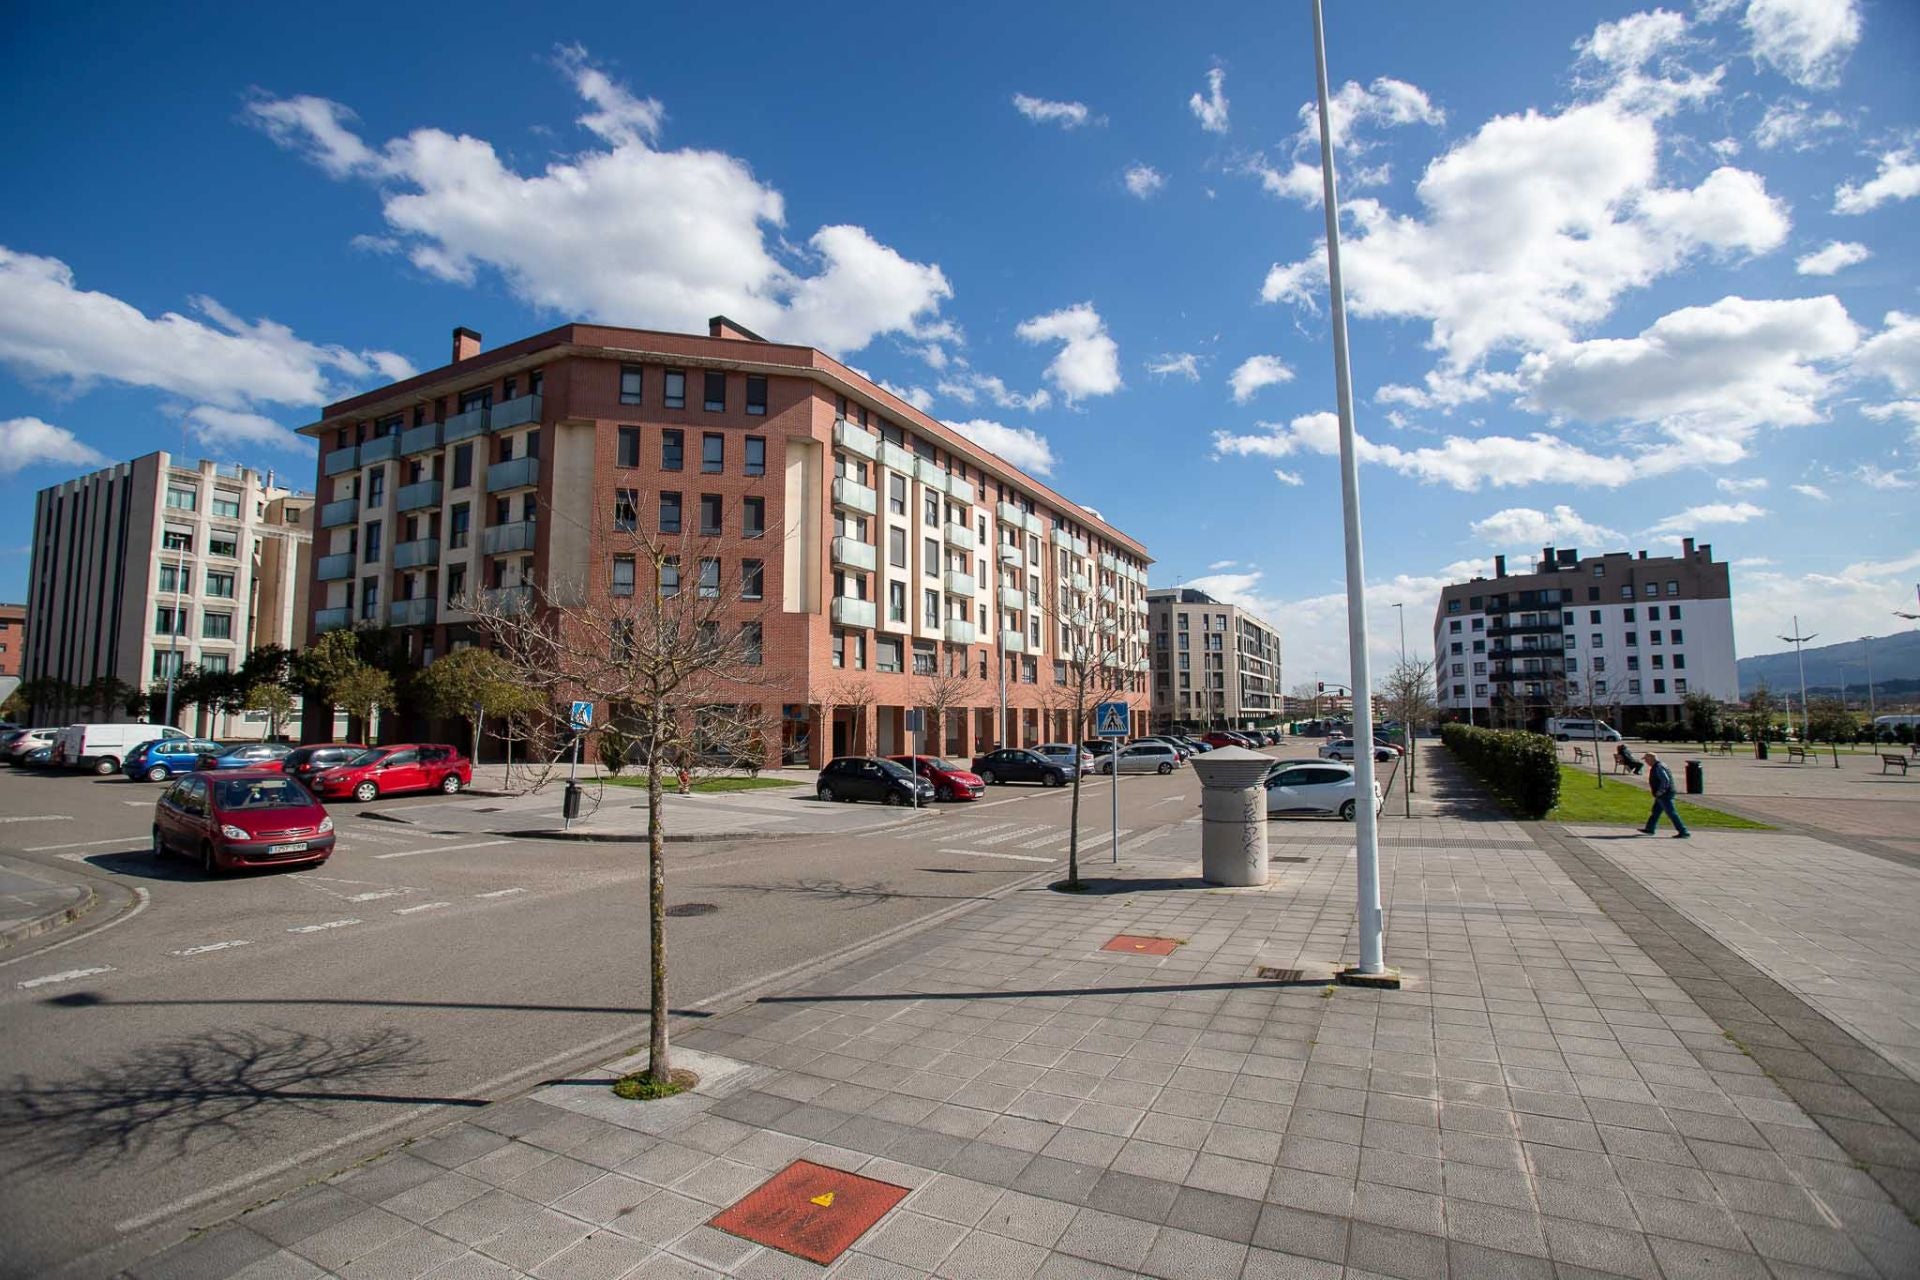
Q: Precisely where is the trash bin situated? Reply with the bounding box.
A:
[1684,760,1704,795]
[563,781,583,821]
[1755,740,1769,761]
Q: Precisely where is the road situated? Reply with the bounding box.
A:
[0,756,1256,1279]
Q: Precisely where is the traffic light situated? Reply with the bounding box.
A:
[1317,681,1324,693]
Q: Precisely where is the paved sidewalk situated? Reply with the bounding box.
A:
[132,748,1920,1279]
[0,855,96,948]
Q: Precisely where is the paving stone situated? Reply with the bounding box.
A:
[138,1226,282,1280]
[1541,1215,1662,1280]
[1053,1207,1159,1271]
[856,1210,967,1272]
[286,1208,417,1272]
[1441,1198,1548,1258]
[533,1229,657,1280]
[1252,1203,1349,1265]
[934,1229,1050,1280]
[1343,1221,1449,1280]
[977,1190,1078,1249]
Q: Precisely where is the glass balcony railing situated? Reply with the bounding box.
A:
[443,406,488,443]
[1001,631,1026,653]
[360,434,399,464]
[319,498,357,528]
[323,447,359,477]
[830,536,876,571]
[401,422,442,456]
[943,570,976,598]
[489,393,542,431]
[944,522,976,550]
[999,586,1024,611]
[316,552,354,581]
[482,521,537,555]
[944,619,978,645]
[314,607,351,632]
[393,538,439,570]
[486,456,539,492]
[831,477,877,516]
[389,597,437,627]
[830,597,877,629]
[396,480,442,512]
[832,420,878,459]
[480,585,533,616]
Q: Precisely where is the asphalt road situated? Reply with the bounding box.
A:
[0,756,1268,1279]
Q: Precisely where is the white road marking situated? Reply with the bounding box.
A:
[393,901,450,915]
[476,888,526,899]
[347,891,401,902]
[287,919,360,933]
[374,839,510,860]
[124,799,153,807]
[974,824,1048,846]
[1150,796,1188,809]
[17,966,112,989]
[937,847,1056,863]
[170,940,252,957]
[0,887,149,970]
[32,838,136,852]
[0,814,71,824]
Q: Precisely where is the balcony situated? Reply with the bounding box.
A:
[360,434,400,464]
[401,422,441,456]
[943,570,976,598]
[943,522,975,550]
[482,520,538,555]
[832,420,878,459]
[1051,528,1075,550]
[830,596,877,629]
[999,585,1024,611]
[389,597,437,627]
[1099,585,1117,603]
[944,619,977,645]
[489,393,542,431]
[393,538,439,570]
[314,607,351,633]
[945,472,975,503]
[997,543,1022,566]
[915,457,945,487]
[323,446,359,477]
[396,479,442,512]
[996,500,1024,528]
[877,439,915,473]
[316,552,354,582]
[443,406,488,443]
[1069,572,1090,593]
[831,476,877,516]
[1099,552,1118,572]
[319,498,357,528]
[830,536,876,572]
[486,456,539,492]
[480,585,532,616]
[1001,631,1026,653]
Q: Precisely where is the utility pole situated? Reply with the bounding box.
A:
[1863,636,1876,722]
[1779,616,1816,742]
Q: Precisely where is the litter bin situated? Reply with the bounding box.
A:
[1755,740,1769,761]
[1684,760,1704,795]
[563,781,584,821]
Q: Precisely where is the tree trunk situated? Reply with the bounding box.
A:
[1066,701,1083,888]
[646,742,671,1082]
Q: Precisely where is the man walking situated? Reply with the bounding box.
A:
[1640,751,1690,838]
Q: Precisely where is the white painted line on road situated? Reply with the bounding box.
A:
[373,839,510,860]
[393,901,450,915]
[30,837,134,852]
[1150,796,1188,809]
[0,887,149,970]
[170,940,252,957]
[124,799,153,806]
[287,919,360,933]
[974,824,1047,846]
[348,891,401,902]
[17,966,113,989]
[0,814,70,824]
[476,887,526,898]
[938,847,1056,863]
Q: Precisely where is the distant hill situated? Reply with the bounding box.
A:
[1738,629,1920,701]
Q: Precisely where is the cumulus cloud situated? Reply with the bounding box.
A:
[246,51,951,357]
[1146,353,1201,381]
[934,371,1050,413]
[1856,463,1916,490]
[1227,354,1295,403]
[879,380,935,413]
[1469,505,1622,548]
[0,417,109,475]
[1795,240,1870,275]
[1735,547,1920,660]
[1753,98,1846,150]
[1015,303,1122,403]
[184,406,314,453]
[1835,149,1920,215]
[1853,311,1920,398]
[944,419,1057,476]
[1012,93,1096,129]
[1646,501,1769,535]
[1189,68,1229,133]
[1791,483,1830,499]
[1573,8,1723,116]
[1249,76,1444,208]
[1717,476,1770,494]
[1123,164,1165,198]
[1743,0,1861,90]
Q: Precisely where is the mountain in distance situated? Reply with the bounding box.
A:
[1737,628,1920,700]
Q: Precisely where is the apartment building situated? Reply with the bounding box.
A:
[298,320,1153,765]
[22,454,315,734]
[1146,588,1283,732]
[1431,540,1736,729]
[0,601,23,708]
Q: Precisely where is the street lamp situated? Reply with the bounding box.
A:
[1778,617,1816,741]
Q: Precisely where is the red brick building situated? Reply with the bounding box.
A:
[0,601,24,681]
[297,319,1154,766]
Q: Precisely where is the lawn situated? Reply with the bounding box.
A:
[599,774,801,794]
[1548,764,1773,830]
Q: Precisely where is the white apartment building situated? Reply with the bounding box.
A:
[1147,588,1284,731]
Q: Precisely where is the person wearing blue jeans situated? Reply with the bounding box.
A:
[1640,751,1690,838]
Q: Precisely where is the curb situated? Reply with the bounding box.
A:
[497,810,947,844]
[0,883,99,950]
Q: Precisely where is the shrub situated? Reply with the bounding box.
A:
[597,724,633,776]
[1441,723,1561,819]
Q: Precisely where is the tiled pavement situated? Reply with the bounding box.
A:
[133,750,1920,1279]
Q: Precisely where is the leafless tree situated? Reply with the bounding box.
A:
[1044,586,1142,890]
[816,673,876,759]
[1380,656,1437,814]
[918,663,974,758]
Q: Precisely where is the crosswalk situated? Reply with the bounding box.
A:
[937,819,1143,862]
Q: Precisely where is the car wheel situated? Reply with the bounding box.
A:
[817,783,836,803]
[1339,800,1357,821]
[145,764,169,782]
[883,791,904,807]
[1043,772,1063,787]
[201,841,218,876]
[980,770,997,785]
[353,781,378,803]
[1157,762,1173,775]
[94,757,119,776]
[935,784,953,802]
[1555,733,1570,742]
[439,774,461,795]
[151,825,165,857]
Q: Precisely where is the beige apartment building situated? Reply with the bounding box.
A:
[1147,588,1283,732]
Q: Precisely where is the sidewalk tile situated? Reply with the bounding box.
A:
[1008,1156,1103,1205]
[977,1190,1077,1248]
[471,1209,596,1272]
[1541,1215,1661,1279]
[908,1174,1005,1227]
[859,1210,966,1270]
[1166,1185,1261,1242]
[411,1125,514,1171]
[1442,1240,1555,1280]
[532,1229,656,1280]
[1645,1237,1773,1280]
[460,1140,557,1187]
[1239,1245,1343,1279]
[288,1208,416,1271]
[1344,1221,1448,1280]
[1251,1203,1349,1264]
[417,1252,520,1279]
[1441,1198,1548,1257]
[1053,1207,1157,1270]
[501,1156,605,1206]
[381,1171,491,1225]
[933,1229,1049,1279]
[329,1226,467,1280]
[551,1172,657,1225]
[241,1185,369,1248]
[139,1227,281,1280]
[607,1191,712,1246]
[1138,1224,1246,1278]
[427,1187,559,1246]
[667,1223,758,1272]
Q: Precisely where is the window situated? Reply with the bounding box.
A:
[923,493,939,527]
[745,436,766,476]
[659,492,682,534]
[154,606,187,635]
[660,557,680,596]
[664,369,686,409]
[1625,632,1638,646]
[153,650,184,679]
[452,443,474,489]
[1595,680,1608,694]
[743,496,765,539]
[162,529,193,553]
[1644,583,1658,598]
[1621,585,1634,599]
[1588,610,1600,624]
[1673,654,1686,669]
[1565,657,1578,672]
[888,580,906,621]
[738,622,763,665]
[1666,580,1680,595]
[1675,678,1688,694]
[206,571,235,599]
[741,559,764,600]
[1591,633,1604,648]
[449,503,471,549]
[852,633,867,670]
[447,563,466,605]
[889,528,907,568]
[1447,599,1461,613]
[704,371,726,411]
[159,563,191,593]
[1473,661,1486,676]
[617,426,640,467]
[166,485,197,511]
[1594,657,1607,672]
[1449,620,1461,633]
[1628,679,1642,694]
[1668,604,1682,620]
[1650,630,1662,644]
[1452,663,1465,676]
[360,576,380,620]
[923,537,938,574]
[497,434,515,463]
[620,365,644,404]
[914,642,937,675]
[924,589,939,625]
[1627,656,1640,671]
[1651,654,1664,669]
[1647,606,1660,621]
[363,522,382,563]
[698,557,721,598]
[700,494,723,536]
[211,492,241,519]
[746,375,767,416]
[1473,639,1486,653]
[889,474,907,515]
[202,611,233,640]
[1624,608,1635,622]
[367,469,385,508]
[703,433,725,473]
[612,556,635,597]
[877,637,902,673]
[656,429,683,472]
[1451,641,1463,655]
[1669,628,1683,644]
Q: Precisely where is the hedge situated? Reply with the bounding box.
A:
[1441,723,1561,819]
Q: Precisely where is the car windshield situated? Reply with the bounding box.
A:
[875,759,914,779]
[920,758,956,772]
[213,777,317,809]
[345,749,388,767]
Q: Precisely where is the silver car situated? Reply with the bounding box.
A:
[1034,743,1094,774]
[1093,742,1181,775]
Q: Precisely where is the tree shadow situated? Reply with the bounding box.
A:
[0,1024,459,1175]
[1050,875,1215,895]
[715,877,995,907]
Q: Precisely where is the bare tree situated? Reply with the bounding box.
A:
[1380,656,1437,814]
[1045,585,1140,890]
[465,524,769,1093]
[918,662,974,758]
[817,673,876,759]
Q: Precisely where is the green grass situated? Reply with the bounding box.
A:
[599,774,800,793]
[612,1068,696,1100]
[1547,764,1773,830]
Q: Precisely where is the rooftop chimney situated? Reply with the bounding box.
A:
[451,327,483,363]
[1638,550,1648,559]
[1700,543,1711,562]
[1682,537,1695,556]
[707,315,769,342]
[1494,554,1506,578]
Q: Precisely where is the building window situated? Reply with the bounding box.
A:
[738,622,763,666]
[659,557,680,596]
[1624,608,1635,622]
[1651,654,1665,669]
[162,529,193,553]
[367,469,385,509]
[612,556,635,597]
[659,429,683,471]
[743,497,765,539]
[700,494,723,536]
[746,376,767,416]
[1647,606,1660,621]
[889,474,907,515]
[913,642,937,675]
[446,442,470,490]
[923,537,938,575]
[924,493,940,526]
[1447,599,1460,613]
[211,492,241,519]
[745,436,766,476]
[659,492,682,534]
[1649,630,1662,644]
[924,590,939,625]
[618,426,641,467]
[206,571,235,599]
[1670,629,1684,645]
[1590,633,1603,648]
[152,650,184,679]
[877,637,903,673]
[448,503,470,549]
[447,563,466,605]
[741,559,764,600]
[1673,653,1686,669]
[1627,656,1641,671]
[1675,678,1688,694]
[1625,632,1638,646]
[698,557,720,598]
[664,370,686,410]
[202,611,233,640]
[702,433,724,473]
[1452,663,1465,676]
[1666,580,1680,595]
[159,563,191,593]
[361,576,380,619]
[363,522,382,563]
[165,485,197,512]
[889,580,906,621]
[704,371,726,411]
[1628,679,1642,694]
[620,365,644,405]
[154,606,187,636]
[1594,657,1606,673]
[611,489,638,531]
[1449,620,1461,633]
[889,528,907,568]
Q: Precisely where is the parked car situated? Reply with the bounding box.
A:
[197,742,295,773]
[1093,742,1182,775]
[1201,732,1243,749]
[886,754,985,802]
[152,770,335,874]
[123,737,224,782]
[308,744,472,802]
[1078,740,1118,759]
[971,748,1070,787]
[1174,736,1213,754]
[2,727,60,765]
[1264,760,1379,821]
[1034,743,1095,774]
[19,744,53,768]
[816,756,935,805]
[1319,738,1401,763]
[54,723,189,775]
[1545,717,1622,743]
[282,743,371,785]
[1135,736,1193,760]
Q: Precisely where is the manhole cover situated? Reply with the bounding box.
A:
[1257,966,1304,981]
[666,903,719,917]
[1102,934,1180,956]
[710,1159,909,1265]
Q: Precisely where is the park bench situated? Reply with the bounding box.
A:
[1705,741,1733,756]
[1787,745,1814,763]
[1571,746,1590,764]
[1883,754,1910,776]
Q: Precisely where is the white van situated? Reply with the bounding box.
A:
[1545,718,1622,743]
[54,723,187,774]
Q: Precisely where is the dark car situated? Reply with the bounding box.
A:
[816,756,935,805]
[886,755,986,802]
[283,743,370,785]
[152,770,335,874]
[197,741,295,772]
[308,744,473,802]
[1079,740,1118,758]
[970,748,1069,787]
[124,738,224,782]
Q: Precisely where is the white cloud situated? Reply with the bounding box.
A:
[0,417,108,475]
[1272,468,1305,486]
[1795,240,1870,275]
[0,247,414,411]
[1247,159,1326,207]
[1012,93,1095,129]
[184,406,313,454]
[1573,8,1722,116]
[1853,311,1920,396]
[1252,76,1444,208]
[1146,353,1201,381]
[1189,68,1229,133]
[1123,164,1165,198]
[1646,501,1769,535]
[1790,483,1830,499]
[1733,556,1775,567]
[1015,303,1122,403]
[1207,560,1239,571]
[246,53,951,357]
[1835,149,1920,215]
[1735,547,1920,660]
[1227,354,1295,404]
[1743,0,1861,90]
[944,419,1056,477]
[1710,137,1742,159]
[934,370,1050,412]
[1469,505,1622,548]
[1753,99,1846,150]
[878,380,935,413]
[1856,463,1916,490]
[1716,476,1770,494]
[1862,400,1920,438]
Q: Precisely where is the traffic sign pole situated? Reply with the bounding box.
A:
[1094,701,1128,865]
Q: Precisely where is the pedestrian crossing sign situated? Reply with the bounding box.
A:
[1095,701,1129,738]
[570,700,594,731]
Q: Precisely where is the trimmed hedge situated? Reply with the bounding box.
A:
[1441,723,1561,819]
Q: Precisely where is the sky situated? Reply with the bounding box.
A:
[1,0,1916,688]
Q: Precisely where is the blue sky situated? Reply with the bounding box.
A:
[2,0,1915,683]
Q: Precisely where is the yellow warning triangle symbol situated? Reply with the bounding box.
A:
[809,1191,835,1208]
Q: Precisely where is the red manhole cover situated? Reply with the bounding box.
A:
[1102,934,1179,956]
[709,1159,909,1265]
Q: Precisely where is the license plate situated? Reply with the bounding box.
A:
[267,842,308,855]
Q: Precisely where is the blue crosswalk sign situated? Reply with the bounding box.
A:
[1095,701,1130,738]
[570,700,594,731]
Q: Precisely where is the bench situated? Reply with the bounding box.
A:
[1883,754,1910,776]
[1571,746,1590,764]
[1705,741,1733,756]
[1787,745,1813,763]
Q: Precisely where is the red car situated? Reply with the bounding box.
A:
[309,743,472,802]
[283,743,370,785]
[887,754,986,802]
[152,770,334,874]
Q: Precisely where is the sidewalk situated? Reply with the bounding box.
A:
[0,854,96,949]
[133,746,1920,1279]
